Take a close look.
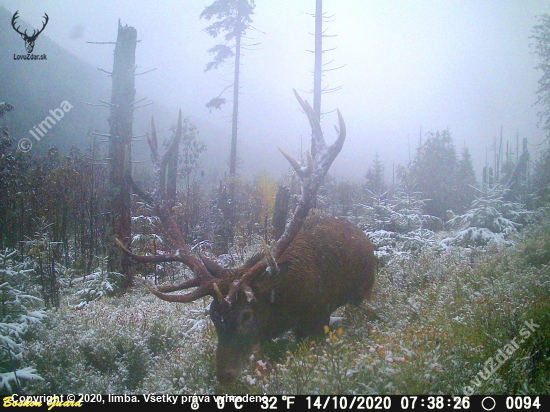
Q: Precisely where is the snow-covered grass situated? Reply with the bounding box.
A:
[15,212,550,395]
[0,249,48,394]
[67,256,123,309]
[21,289,220,394]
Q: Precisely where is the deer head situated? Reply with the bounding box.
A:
[12,11,49,54]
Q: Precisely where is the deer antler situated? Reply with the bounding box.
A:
[116,111,220,303]
[226,89,346,300]
[11,11,49,41]
[272,89,346,259]
[34,13,49,39]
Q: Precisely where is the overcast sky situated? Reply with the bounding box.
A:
[2,0,549,181]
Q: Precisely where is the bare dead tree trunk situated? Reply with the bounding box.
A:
[166,133,179,205]
[227,8,243,247]
[213,180,231,255]
[105,21,137,288]
[506,138,530,200]
[272,185,290,241]
[313,0,322,122]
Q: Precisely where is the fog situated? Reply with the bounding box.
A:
[2,0,548,182]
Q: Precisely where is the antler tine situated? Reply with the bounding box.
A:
[35,13,49,36]
[261,237,276,269]
[292,90,322,138]
[293,89,324,157]
[277,147,313,179]
[157,278,201,293]
[115,238,186,265]
[11,11,24,36]
[330,108,346,156]
[134,276,214,303]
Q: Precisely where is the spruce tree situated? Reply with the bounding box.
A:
[364,153,386,195]
[201,0,257,246]
[409,130,458,219]
[456,147,477,212]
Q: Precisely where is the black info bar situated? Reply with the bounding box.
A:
[2,395,544,411]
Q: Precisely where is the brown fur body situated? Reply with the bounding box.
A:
[210,215,375,384]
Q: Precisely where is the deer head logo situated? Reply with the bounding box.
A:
[11,11,49,54]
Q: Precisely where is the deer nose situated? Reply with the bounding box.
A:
[217,368,240,385]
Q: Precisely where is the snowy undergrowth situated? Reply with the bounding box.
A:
[442,187,530,247]
[22,289,216,394]
[67,256,123,309]
[17,212,550,395]
[0,249,46,394]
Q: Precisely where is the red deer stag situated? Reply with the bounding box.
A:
[116,90,375,384]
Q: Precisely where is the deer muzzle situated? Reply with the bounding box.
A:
[215,342,250,385]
